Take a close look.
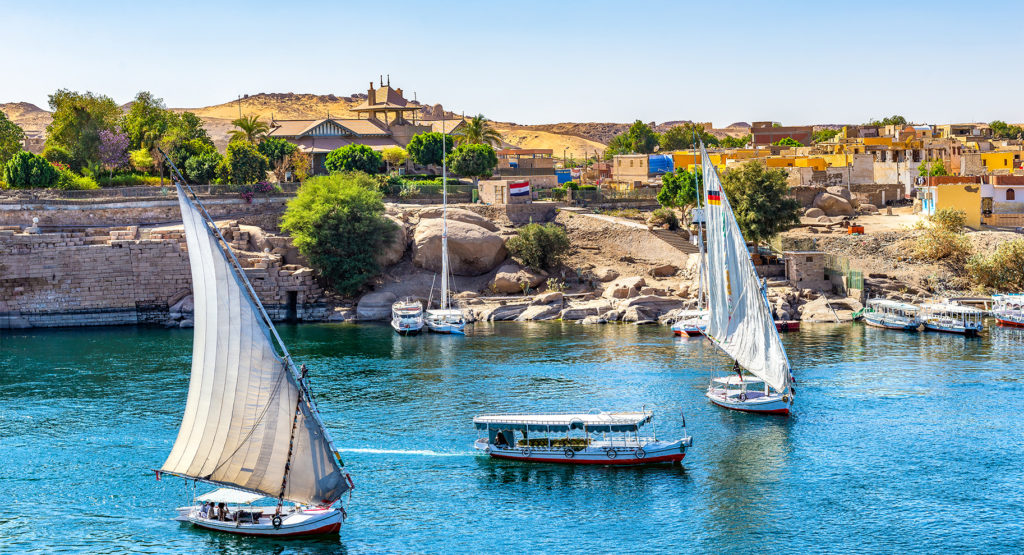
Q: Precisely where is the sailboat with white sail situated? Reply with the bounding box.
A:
[672,200,709,337]
[425,123,467,335]
[157,153,353,537]
[698,144,795,415]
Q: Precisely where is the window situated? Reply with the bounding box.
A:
[1007,189,1015,201]
[806,256,814,263]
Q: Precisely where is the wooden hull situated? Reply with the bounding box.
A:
[476,439,689,466]
[775,320,800,332]
[996,317,1024,328]
[863,314,919,331]
[923,322,981,335]
[706,389,791,415]
[426,323,466,335]
[391,320,424,335]
[185,508,343,538]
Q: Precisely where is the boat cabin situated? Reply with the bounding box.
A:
[710,375,770,401]
[474,411,657,452]
[920,302,983,333]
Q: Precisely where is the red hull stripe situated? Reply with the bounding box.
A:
[191,516,341,537]
[709,398,790,415]
[997,319,1024,328]
[489,453,685,465]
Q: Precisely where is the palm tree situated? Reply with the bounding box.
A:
[228,115,269,144]
[454,114,502,146]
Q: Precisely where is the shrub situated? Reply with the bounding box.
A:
[648,207,680,230]
[42,145,73,166]
[564,181,579,190]
[225,141,269,185]
[184,151,223,184]
[257,137,297,167]
[967,239,1024,292]
[550,187,567,201]
[3,151,59,188]
[406,132,453,166]
[96,173,163,187]
[506,223,571,272]
[912,228,971,262]
[280,172,398,296]
[579,184,596,191]
[930,207,967,232]
[325,144,383,175]
[375,173,403,196]
[130,148,154,172]
[55,169,99,190]
[445,143,497,186]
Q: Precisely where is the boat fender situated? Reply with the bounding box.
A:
[636,448,646,459]
[739,392,747,402]
[563,447,575,459]
[605,448,617,459]
[272,515,282,529]
[521,447,531,457]
[782,395,790,403]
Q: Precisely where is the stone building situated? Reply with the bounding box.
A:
[784,251,830,292]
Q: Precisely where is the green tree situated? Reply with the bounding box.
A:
[3,151,59,188]
[184,151,223,184]
[772,137,803,147]
[0,111,25,166]
[454,114,501,146]
[720,161,801,249]
[177,112,212,143]
[867,115,908,127]
[918,158,948,177]
[506,223,570,272]
[603,134,631,159]
[42,145,72,166]
[445,143,497,187]
[325,144,383,174]
[258,137,297,167]
[280,172,398,295]
[720,135,751,148]
[603,120,659,159]
[406,132,454,166]
[224,141,269,184]
[121,91,172,150]
[812,129,840,143]
[382,146,407,171]
[657,168,702,208]
[45,89,121,169]
[228,114,269,144]
[990,120,1024,140]
[659,123,718,151]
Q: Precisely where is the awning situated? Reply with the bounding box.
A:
[196,488,265,505]
[474,412,653,433]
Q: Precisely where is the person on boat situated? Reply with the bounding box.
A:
[733,361,743,382]
[199,502,210,519]
[217,502,232,522]
[494,431,509,447]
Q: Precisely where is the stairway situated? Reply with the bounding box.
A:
[651,228,700,254]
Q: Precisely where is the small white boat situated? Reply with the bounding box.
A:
[473,410,691,465]
[993,294,1024,328]
[920,302,983,335]
[705,374,792,415]
[391,298,425,336]
[671,309,708,337]
[425,308,466,335]
[862,299,921,331]
[175,488,345,537]
[425,123,468,336]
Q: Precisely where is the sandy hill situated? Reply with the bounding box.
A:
[0,102,52,135]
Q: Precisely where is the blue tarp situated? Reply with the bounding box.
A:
[555,169,572,184]
[648,154,674,174]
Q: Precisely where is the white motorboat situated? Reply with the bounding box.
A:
[473,410,691,465]
[425,308,466,335]
[425,122,467,335]
[920,302,983,335]
[993,294,1024,328]
[671,309,708,337]
[861,298,921,331]
[157,154,352,538]
[697,143,795,416]
[391,298,425,336]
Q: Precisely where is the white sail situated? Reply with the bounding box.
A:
[700,145,791,394]
[161,183,348,506]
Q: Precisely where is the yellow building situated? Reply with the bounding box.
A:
[920,183,982,229]
[980,151,1024,172]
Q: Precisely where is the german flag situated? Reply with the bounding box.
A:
[707,189,721,205]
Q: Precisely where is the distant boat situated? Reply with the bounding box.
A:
[920,302,983,335]
[862,299,921,331]
[697,143,795,416]
[672,223,709,337]
[473,410,692,465]
[425,123,467,335]
[391,298,425,336]
[158,157,352,538]
[992,294,1024,327]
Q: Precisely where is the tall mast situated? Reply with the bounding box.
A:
[440,119,449,310]
[694,132,706,310]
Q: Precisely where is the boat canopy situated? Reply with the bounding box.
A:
[712,375,766,386]
[867,299,919,313]
[474,412,652,433]
[920,302,982,315]
[994,294,1024,308]
[196,488,265,505]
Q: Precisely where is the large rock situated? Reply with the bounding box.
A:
[356,291,397,321]
[559,299,613,320]
[533,291,563,305]
[649,264,677,277]
[621,306,656,324]
[417,207,499,232]
[516,304,562,321]
[812,192,856,216]
[580,315,606,325]
[412,219,507,276]
[602,276,646,299]
[617,295,686,317]
[377,215,408,267]
[593,267,619,282]
[480,303,529,321]
[804,207,825,218]
[491,264,547,294]
[170,294,194,314]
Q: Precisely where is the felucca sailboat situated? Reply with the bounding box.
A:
[158,155,353,537]
[698,144,795,415]
[425,122,467,334]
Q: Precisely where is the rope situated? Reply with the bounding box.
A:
[276,389,304,515]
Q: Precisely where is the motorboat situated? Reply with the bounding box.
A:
[706,374,792,415]
[920,302,983,335]
[671,309,708,337]
[473,410,691,465]
[391,298,425,336]
[993,294,1024,327]
[862,299,921,331]
[425,308,467,335]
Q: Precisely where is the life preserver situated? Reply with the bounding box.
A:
[521,447,531,457]
[563,447,575,459]
[636,448,646,459]
[271,515,282,529]
[605,448,618,459]
[739,392,748,402]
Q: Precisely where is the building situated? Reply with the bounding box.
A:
[266,78,462,174]
[750,121,813,147]
[784,251,830,292]
[611,154,650,185]
[919,177,983,229]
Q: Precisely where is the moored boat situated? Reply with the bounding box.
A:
[992,294,1024,327]
[425,120,468,336]
[157,153,352,538]
[862,299,921,331]
[671,309,708,336]
[920,302,983,335]
[391,298,425,335]
[473,410,691,465]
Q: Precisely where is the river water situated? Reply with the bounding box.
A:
[1,321,1023,553]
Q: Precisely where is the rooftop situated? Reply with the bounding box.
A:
[473,411,653,432]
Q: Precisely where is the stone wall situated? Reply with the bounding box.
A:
[849,183,903,206]
[0,197,290,228]
[0,224,328,329]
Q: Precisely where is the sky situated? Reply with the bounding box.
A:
[1,0,1021,126]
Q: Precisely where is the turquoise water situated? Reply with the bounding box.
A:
[2,321,1023,553]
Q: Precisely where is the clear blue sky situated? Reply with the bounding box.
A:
[2,0,1021,126]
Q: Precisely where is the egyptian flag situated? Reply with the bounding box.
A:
[707,188,722,205]
[509,181,531,197]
